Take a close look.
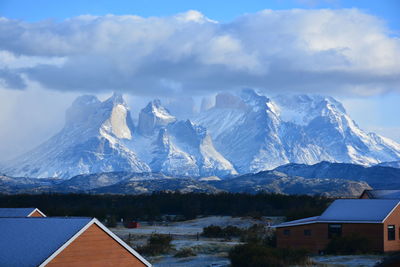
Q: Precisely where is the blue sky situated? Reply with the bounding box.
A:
[0,0,399,159]
[1,0,400,31]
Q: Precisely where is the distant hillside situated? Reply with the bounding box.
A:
[275,161,400,188]
[377,161,400,168]
[1,169,370,197]
[211,170,370,197]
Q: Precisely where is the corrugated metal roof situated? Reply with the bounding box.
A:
[274,216,318,228]
[0,217,91,267]
[0,208,36,217]
[274,199,400,228]
[366,190,400,199]
[319,199,399,222]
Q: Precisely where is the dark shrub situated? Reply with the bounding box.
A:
[224,225,243,237]
[240,224,268,244]
[174,248,197,258]
[136,234,173,256]
[325,234,371,255]
[375,252,400,267]
[202,225,244,239]
[229,243,309,267]
[264,231,277,248]
[105,216,117,227]
[202,225,224,237]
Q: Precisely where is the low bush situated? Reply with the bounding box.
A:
[229,243,309,267]
[202,225,243,238]
[136,234,173,256]
[202,225,224,238]
[375,252,400,267]
[174,248,197,258]
[105,215,117,227]
[264,231,277,248]
[325,234,371,255]
[240,224,268,244]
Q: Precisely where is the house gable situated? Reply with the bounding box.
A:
[41,219,151,267]
[360,190,371,199]
[0,207,41,217]
[28,208,46,217]
[383,203,400,252]
[0,217,91,266]
[360,190,400,199]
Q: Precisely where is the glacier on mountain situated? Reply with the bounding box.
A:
[2,93,150,178]
[2,89,400,178]
[194,89,400,173]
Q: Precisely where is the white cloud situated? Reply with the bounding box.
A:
[0,9,398,96]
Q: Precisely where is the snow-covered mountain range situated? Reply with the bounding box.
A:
[195,90,400,173]
[2,89,400,179]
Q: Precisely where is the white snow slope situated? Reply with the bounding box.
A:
[3,90,400,178]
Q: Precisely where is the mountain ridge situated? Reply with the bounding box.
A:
[2,89,400,179]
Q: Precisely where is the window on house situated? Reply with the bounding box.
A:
[388,225,395,240]
[328,224,342,239]
[283,229,290,236]
[304,229,311,236]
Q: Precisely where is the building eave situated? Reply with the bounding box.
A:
[274,220,383,228]
[39,218,151,267]
[27,208,47,217]
[382,201,400,223]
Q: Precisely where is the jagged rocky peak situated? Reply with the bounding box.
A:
[138,99,176,135]
[66,92,134,139]
[240,88,268,104]
[239,89,278,115]
[273,94,348,125]
[169,119,206,146]
[110,92,125,102]
[101,93,134,140]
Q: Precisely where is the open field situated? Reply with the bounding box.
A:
[111,216,384,267]
[111,216,276,266]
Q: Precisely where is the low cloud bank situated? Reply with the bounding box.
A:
[0,9,399,96]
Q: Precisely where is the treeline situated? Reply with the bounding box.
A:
[0,192,331,221]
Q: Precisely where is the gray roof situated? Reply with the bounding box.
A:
[275,199,400,228]
[363,190,400,199]
[0,217,91,267]
[273,216,318,228]
[319,199,399,222]
[0,208,37,217]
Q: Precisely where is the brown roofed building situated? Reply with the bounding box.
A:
[0,207,46,217]
[0,217,151,266]
[275,199,400,254]
[360,189,400,199]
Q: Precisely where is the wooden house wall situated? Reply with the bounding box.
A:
[47,224,146,266]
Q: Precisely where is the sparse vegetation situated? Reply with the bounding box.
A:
[325,234,371,255]
[201,223,277,245]
[174,248,197,258]
[135,234,173,256]
[105,215,117,227]
[229,243,309,267]
[375,252,400,267]
[240,224,269,244]
[202,225,242,238]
